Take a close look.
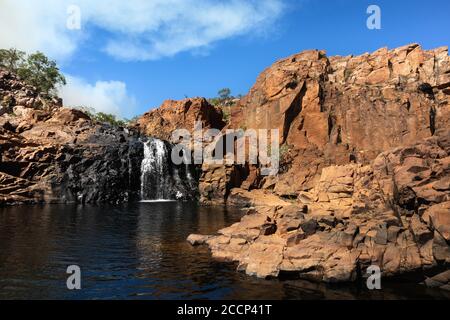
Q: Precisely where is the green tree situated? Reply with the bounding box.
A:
[0,48,26,72]
[0,49,66,96]
[93,112,126,127]
[17,51,66,95]
[72,106,128,127]
[218,88,231,101]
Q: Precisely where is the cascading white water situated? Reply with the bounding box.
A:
[141,138,168,200]
[140,138,198,201]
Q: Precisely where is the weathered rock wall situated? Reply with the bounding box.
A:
[203,44,450,202]
[187,44,450,288]
[190,133,449,287]
[133,97,225,141]
[0,69,143,205]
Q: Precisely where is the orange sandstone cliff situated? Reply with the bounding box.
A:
[180,44,450,288]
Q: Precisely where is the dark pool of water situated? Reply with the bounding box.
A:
[0,203,447,300]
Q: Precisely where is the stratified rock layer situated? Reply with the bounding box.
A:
[189,44,450,287]
[0,69,143,205]
[133,97,225,141]
[201,44,450,203]
[191,133,450,284]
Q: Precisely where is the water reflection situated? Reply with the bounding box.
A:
[0,204,447,300]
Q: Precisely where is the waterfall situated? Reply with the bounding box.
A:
[140,138,198,201]
[141,138,169,200]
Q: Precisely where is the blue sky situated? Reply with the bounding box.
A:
[1,0,450,118]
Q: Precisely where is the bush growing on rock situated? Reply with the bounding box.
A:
[206,88,243,123]
[95,112,128,127]
[0,48,25,72]
[0,48,66,96]
[72,105,128,127]
[216,88,240,106]
[218,88,231,101]
[222,106,231,123]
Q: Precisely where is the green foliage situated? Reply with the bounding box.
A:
[207,97,221,106]
[72,106,128,127]
[218,88,231,101]
[207,88,242,124]
[18,52,66,95]
[0,48,66,96]
[0,48,25,72]
[208,88,238,106]
[95,112,127,127]
[222,107,231,123]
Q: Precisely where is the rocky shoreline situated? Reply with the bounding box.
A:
[1,43,449,290]
[188,133,449,290]
[185,44,450,289]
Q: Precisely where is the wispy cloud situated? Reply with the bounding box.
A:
[1,0,285,116]
[59,75,137,118]
[0,0,285,61]
[0,1,77,61]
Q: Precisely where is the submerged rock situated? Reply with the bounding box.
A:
[424,270,450,291]
[187,234,213,246]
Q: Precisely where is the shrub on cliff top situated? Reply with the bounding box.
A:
[208,88,238,107]
[72,106,128,127]
[0,48,66,96]
[95,112,128,127]
[208,88,242,124]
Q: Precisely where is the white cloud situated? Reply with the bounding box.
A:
[0,1,78,61]
[1,0,285,116]
[59,75,137,118]
[0,0,285,61]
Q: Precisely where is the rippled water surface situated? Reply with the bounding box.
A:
[0,203,446,300]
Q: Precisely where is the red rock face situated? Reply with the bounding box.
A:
[126,44,450,206]
[224,44,450,198]
[188,44,450,285]
[190,133,450,284]
[133,97,225,141]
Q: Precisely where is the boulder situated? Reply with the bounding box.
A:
[132,97,225,141]
[423,202,450,241]
[187,234,212,246]
[424,270,450,291]
[193,133,450,284]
